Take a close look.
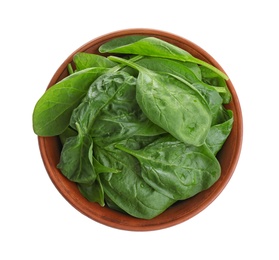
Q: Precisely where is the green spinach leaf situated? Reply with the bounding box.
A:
[136,57,202,82]
[57,122,96,183]
[32,67,108,136]
[200,65,231,103]
[73,52,117,71]
[206,109,234,155]
[95,145,176,219]
[109,56,212,146]
[99,36,228,80]
[58,71,137,185]
[69,71,137,134]
[135,57,224,123]
[115,135,221,200]
[78,176,105,206]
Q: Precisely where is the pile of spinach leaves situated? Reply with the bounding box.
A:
[33,36,233,219]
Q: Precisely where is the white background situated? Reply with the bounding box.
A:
[1,0,278,259]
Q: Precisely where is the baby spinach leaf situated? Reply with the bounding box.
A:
[92,156,120,174]
[115,135,221,200]
[76,156,120,206]
[57,123,96,183]
[58,71,136,184]
[99,35,146,52]
[95,145,176,219]
[135,57,224,123]
[104,195,126,213]
[100,36,228,80]
[206,109,234,155]
[78,176,105,206]
[92,114,165,147]
[69,71,137,134]
[170,74,223,125]
[200,66,231,104]
[32,67,108,136]
[73,52,117,71]
[88,69,165,146]
[59,126,77,145]
[110,56,212,146]
[136,57,202,82]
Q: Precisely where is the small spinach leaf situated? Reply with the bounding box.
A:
[99,35,146,52]
[206,109,234,155]
[76,156,120,206]
[57,123,96,183]
[78,176,105,206]
[59,126,77,145]
[200,66,231,103]
[73,52,117,71]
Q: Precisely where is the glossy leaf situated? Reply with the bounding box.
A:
[69,71,137,134]
[100,36,228,79]
[110,56,212,146]
[57,123,96,183]
[96,145,176,219]
[73,52,117,71]
[58,71,137,185]
[135,57,224,123]
[32,67,108,136]
[115,135,221,200]
[206,109,234,155]
[78,176,105,206]
[200,66,231,103]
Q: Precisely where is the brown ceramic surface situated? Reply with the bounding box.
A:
[38,28,243,231]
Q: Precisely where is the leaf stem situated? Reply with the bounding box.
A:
[67,63,74,75]
[108,55,144,73]
[189,57,228,80]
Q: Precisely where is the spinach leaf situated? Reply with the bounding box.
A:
[78,154,122,206]
[109,56,212,146]
[92,114,165,147]
[32,67,108,136]
[136,57,202,83]
[99,35,146,51]
[59,126,77,145]
[88,68,165,146]
[95,145,176,219]
[78,176,105,206]
[73,52,117,71]
[104,195,126,213]
[200,65,231,104]
[69,71,137,134]
[92,156,120,174]
[115,135,221,200]
[58,71,137,185]
[57,122,96,183]
[99,36,228,80]
[135,57,224,123]
[206,109,234,155]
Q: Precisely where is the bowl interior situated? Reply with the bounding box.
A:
[38,28,243,231]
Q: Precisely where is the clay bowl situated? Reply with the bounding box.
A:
[38,28,243,231]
